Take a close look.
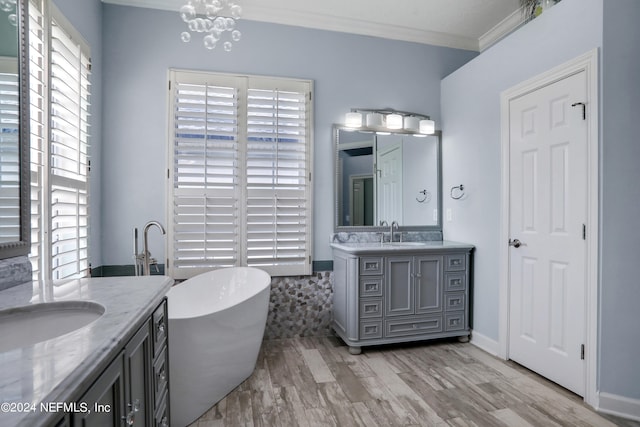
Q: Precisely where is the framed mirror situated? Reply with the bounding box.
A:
[334,125,442,232]
[0,0,30,258]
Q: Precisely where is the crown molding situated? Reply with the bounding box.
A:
[102,0,480,51]
[478,6,525,51]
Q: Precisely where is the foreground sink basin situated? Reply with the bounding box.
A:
[0,301,105,353]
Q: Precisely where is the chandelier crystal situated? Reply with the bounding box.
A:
[179,0,242,51]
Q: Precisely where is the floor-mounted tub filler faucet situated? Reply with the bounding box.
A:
[133,221,166,276]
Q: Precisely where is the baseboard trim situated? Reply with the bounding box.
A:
[598,392,640,422]
[470,329,500,357]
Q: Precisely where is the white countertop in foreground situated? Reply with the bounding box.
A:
[330,240,474,254]
[0,275,173,427]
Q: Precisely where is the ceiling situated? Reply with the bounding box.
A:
[102,0,526,51]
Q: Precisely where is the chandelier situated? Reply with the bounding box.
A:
[179,0,242,51]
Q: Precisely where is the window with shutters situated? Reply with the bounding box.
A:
[28,0,91,281]
[168,70,313,279]
[0,63,20,242]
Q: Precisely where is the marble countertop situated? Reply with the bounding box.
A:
[0,275,173,427]
[330,240,474,254]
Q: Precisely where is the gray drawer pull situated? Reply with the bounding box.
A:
[365,283,378,291]
[364,325,377,334]
[365,262,379,270]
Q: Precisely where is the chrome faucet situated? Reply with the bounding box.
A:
[133,222,167,276]
[390,221,400,243]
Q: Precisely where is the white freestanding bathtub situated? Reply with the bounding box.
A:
[167,267,271,427]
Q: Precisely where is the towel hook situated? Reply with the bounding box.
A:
[450,184,465,200]
[416,189,431,203]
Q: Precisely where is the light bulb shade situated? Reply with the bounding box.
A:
[419,119,435,134]
[403,116,420,132]
[366,112,384,128]
[345,112,363,128]
[386,114,403,130]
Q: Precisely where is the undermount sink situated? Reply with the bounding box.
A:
[0,301,105,353]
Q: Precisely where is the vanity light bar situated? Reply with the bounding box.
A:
[344,108,436,135]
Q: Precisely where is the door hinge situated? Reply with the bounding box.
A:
[87,160,91,173]
[309,172,312,182]
[582,224,586,240]
[168,80,171,90]
[571,102,586,120]
[309,255,311,264]
[167,168,170,179]
[581,344,585,360]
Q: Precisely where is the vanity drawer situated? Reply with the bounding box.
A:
[445,254,466,271]
[154,391,170,427]
[445,292,466,312]
[445,272,466,292]
[152,299,167,357]
[360,257,383,275]
[384,315,442,338]
[445,312,466,331]
[153,346,169,409]
[359,320,383,340]
[359,298,383,319]
[359,276,383,297]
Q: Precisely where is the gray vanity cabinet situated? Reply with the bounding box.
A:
[72,351,126,426]
[71,299,169,427]
[331,244,472,354]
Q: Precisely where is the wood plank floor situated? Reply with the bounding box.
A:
[189,336,639,427]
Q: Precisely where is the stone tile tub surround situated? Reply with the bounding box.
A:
[0,275,172,427]
[265,271,333,339]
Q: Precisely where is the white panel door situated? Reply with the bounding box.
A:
[508,71,587,395]
[376,142,403,225]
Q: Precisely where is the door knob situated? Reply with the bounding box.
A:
[509,238,522,248]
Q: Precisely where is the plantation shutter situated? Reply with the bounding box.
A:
[245,82,311,276]
[169,70,313,279]
[170,72,241,278]
[28,0,46,280]
[48,10,91,279]
[0,69,20,242]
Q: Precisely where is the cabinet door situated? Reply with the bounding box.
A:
[385,256,413,317]
[125,320,153,427]
[414,255,443,315]
[73,351,126,427]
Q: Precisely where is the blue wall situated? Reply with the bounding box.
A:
[99,4,476,266]
[443,0,640,406]
[600,0,640,401]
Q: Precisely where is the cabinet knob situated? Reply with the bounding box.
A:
[161,416,169,427]
[123,411,135,426]
[157,320,165,334]
[158,368,167,383]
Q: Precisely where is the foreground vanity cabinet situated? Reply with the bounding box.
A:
[332,243,473,354]
[72,299,169,427]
